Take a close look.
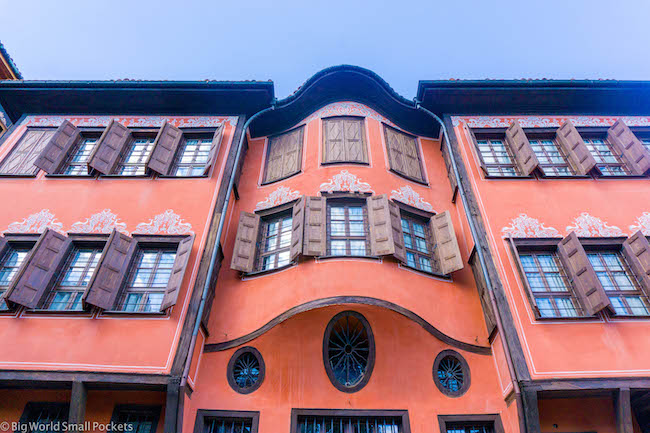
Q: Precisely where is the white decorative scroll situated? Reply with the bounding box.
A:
[389,186,434,212]
[255,186,301,211]
[4,209,64,234]
[319,170,374,194]
[566,213,624,237]
[501,214,561,238]
[630,212,650,236]
[133,210,193,235]
[301,102,397,128]
[451,115,650,129]
[70,209,128,234]
[23,115,238,128]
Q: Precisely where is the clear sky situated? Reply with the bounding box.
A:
[2,0,650,99]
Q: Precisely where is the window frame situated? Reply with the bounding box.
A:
[470,129,523,178]
[255,209,293,272]
[438,414,505,433]
[398,209,438,275]
[325,197,371,258]
[166,130,215,178]
[193,410,260,433]
[261,125,305,185]
[524,129,578,178]
[433,349,471,398]
[18,402,70,432]
[0,234,38,312]
[383,123,427,185]
[290,409,411,433]
[100,128,158,178]
[0,127,56,177]
[578,128,631,177]
[109,404,162,433]
[48,128,104,178]
[321,116,369,166]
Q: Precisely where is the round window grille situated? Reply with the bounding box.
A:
[323,310,375,393]
[227,346,265,394]
[433,349,470,397]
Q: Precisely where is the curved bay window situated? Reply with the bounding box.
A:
[327,200,369,256]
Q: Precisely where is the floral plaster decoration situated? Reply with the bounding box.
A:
[70,209,128,234]
[133,210,193,235]
[566,213,624,237]
[255,186,301,211]
[501,214,561,238]
[319,170,374,194]
[302,102,397,128]
[453,115,650,129]
[390,186,434,212]
[4,209,64,234]
[629,212,650,236]
[24,115,237,129]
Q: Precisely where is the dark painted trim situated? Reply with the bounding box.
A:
[0,370,169,389]
[522,377,650,393]
[68,381,87,424]
[437,413,505,433]
[203,296,491,355]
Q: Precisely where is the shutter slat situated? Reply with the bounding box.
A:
[33,120,80,174]
[324,119,344,162]
[263,127,304,183]
[290,196,306,261]
[83,229,137,310]
[343,118,367,163]
[302,196,327,256]
[88,120,132,175]
[622,231,650,296]
[607,120,650,175]
[160,233,195,311]
[366,195,404,259]
[557,231,611,316]
[555,120,597,175]
[430,211,463,274]
[505,120,539,176]
[384,125,424,182]
[388,201,407,263]
[6,229,72,309]
[147,121,184,176]
[230,212,260,273]
[203,125,224,176]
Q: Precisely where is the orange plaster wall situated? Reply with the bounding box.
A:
[452,116,650,379]
[0,116,237,374]
[538,397,619,433]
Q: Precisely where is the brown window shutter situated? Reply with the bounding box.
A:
[6,229,72,309]
[201,245,223,330]
[282,127,303,178]
[290,196,306,261]
[230,212,261,273]
[607,120,650,175]
[263,127,304,183]
[389,201,407,263]
[303,196,327,256]
[323,118,345,163]
[505,120,539,176]
[557,231,611,316]
[366,195,405,261]
[430,211,464,274]
[83,229,137,310]
[0,129,56,175]
[384,125,405,174]
[441,141,458,201]
[384,125,424,182]
[343,118,367,163]
[622,230,650,295]
[147,122,183,176]
[88,120,132,175]
[204,125,224,175]
[0,236,8,260]
[160,233,195,311]
[555,120,597,175]
[33,120,81,174]
[469,250,497,335]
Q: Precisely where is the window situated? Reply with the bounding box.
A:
[115,135,156,176]
[60,135,99,175]
[111,405,161,433]
[0,129,55,175]
[519,252,582,318]
[262,126,304,184]
[384,124,426,183]
[227,347,265,394]
[642,137,650,154]
[528,137,575,176]
[400,213,437,273]
[438,415,504,433]
[474,136,520,176]
[257,212,292,271]
[18,402,69,433]
[587,252,650,316]
[444,423,494,433]
[322,117,368,164]
[171,136,212,176]
[292,410,409,433]
[116,248,176,312]
[196,411,259,433]
[584,137,629,175]
[0,245,30,310]
[44,246,102,311]
[327,201,369,256]
[433,350,471,397]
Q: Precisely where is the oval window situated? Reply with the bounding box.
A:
[227,346,265,394]
[433,349,470,397]
[323,310,375,393]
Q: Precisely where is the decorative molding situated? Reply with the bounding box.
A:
[566,213,624,237]
[4,209,64,234]
[319,170,374,194]
[133,210,193,235]
[23,115,237,129]
[501,214,561,238]
[452,115,650,129]
[302,102,397,128]
[70,209,128,234]
[255,186,301,211]
[630,212,650,236]
[389,186,434,212]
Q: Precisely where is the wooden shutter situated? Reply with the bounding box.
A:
[290,196,305,261]
[88,120,132,174]
[469,249,497,335]
[0,129,56,175]
[6,229,72,309]
[430,211,463,274]
[323,118,345,163]
[607,120,650,175]
[147,122,183,176]
[557,231,611,316]
[160,233,195,311]
[204,125,224,175]
[344,118,367,163]
[230,212,261,273]
[83,229,137,310]
[505,120,539,176]
[384,125,424,182]
[34,120,80,174]
[555,120,597,175]
[622,231,650,295]
[263,127,304,183]
[0,237,8,261]
[441,141,458,201]
[366,195,405,262]
[303,196,327,256]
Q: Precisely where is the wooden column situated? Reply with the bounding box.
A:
[68,381,87,425]
[616,388,634,433]
[164,377,181,433]
[520,389,541,433]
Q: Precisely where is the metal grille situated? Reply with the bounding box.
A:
[0,245,30,310]
[297,416,402,433]
[327,313,370,388]
[584,138,629,175]
[116,136,156,176]
[61,136,98,175]
[171,137,212,176]
[232,351,261,389]
[475,138,520,176]
[256,212,292,271]
[436,355,465,392]
[204,417,253,433]
[326,202,369,256]
[45,247,102,311]
[445,422,494,433]
[400,214,437,273]
[117,248,176,312]
[529,138,575,176]
[114,407,159,433]
[21,403,69,433]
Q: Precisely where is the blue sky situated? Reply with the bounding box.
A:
[2,0,650,99]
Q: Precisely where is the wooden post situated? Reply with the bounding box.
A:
[520,389,541,433]
[164,377,181,433]
[616,387,634,433]
[68,381,87,425]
